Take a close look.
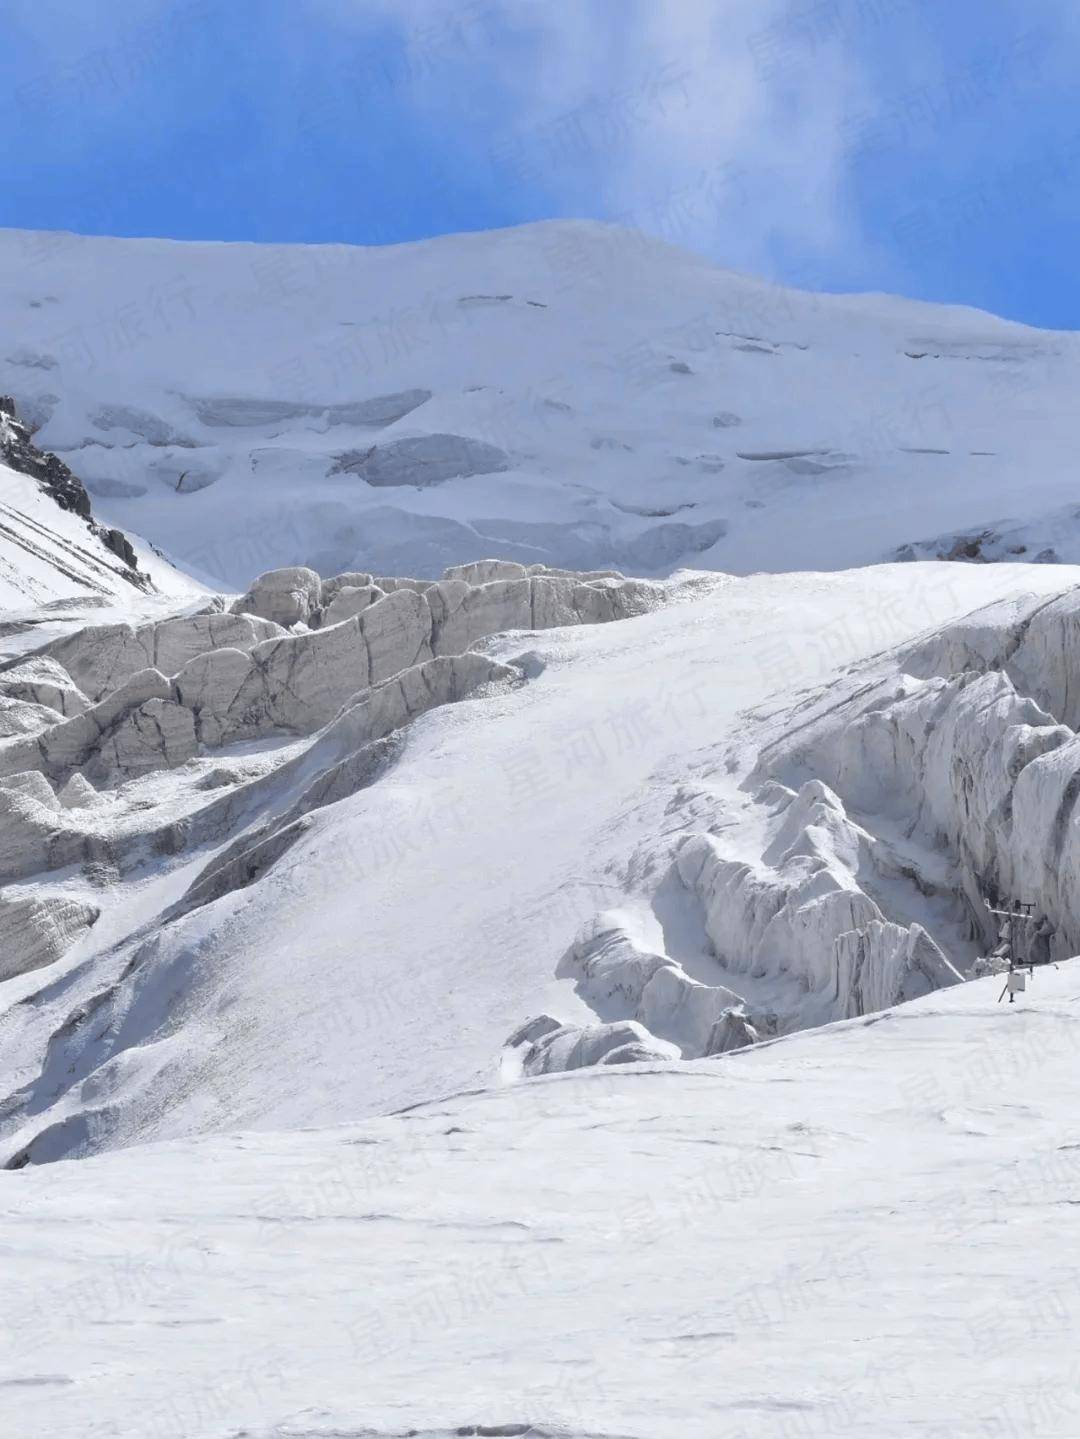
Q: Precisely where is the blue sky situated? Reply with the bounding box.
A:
[3,0,1078,327]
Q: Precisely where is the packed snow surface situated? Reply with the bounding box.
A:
[5,961,1080,1438]
[5,221,1080,584]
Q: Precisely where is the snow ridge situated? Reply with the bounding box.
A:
[6,221,1080,585]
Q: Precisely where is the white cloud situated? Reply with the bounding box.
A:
[589,0,871,273]
[317,0,887,278]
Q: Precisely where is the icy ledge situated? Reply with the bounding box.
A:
[0,559,670,1129]
[510,781,964,1076]
[511,583,1080,1078]
[0,559,659,789]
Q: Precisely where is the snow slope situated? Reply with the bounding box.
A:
[0,394,199,619]
[7,220,1080,1434]
[3,558,1077,1167]
[5,959,1080,1439]
[0,396,199,614]
[4,221,1080,586]
[0,454,190,611]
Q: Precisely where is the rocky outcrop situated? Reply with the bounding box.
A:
[0,395,148,589]
[1,395,90,520]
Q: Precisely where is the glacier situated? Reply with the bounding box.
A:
[4,219,1080,1437]
[6,221,1080,589]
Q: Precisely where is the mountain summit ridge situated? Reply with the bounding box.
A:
[4,220,1076,587]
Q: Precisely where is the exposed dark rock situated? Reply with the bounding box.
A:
[945,532,993,562]
[1,394,91,519]
[102,528,138,568]
[0,396,149,589]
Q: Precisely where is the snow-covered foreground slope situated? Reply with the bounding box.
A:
[2,559,1076,1167]
[6,960,1080,1439]
[4,221,1080,585]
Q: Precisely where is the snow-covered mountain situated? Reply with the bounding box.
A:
[5,220,1080,1436]
[4,221,1080,586]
